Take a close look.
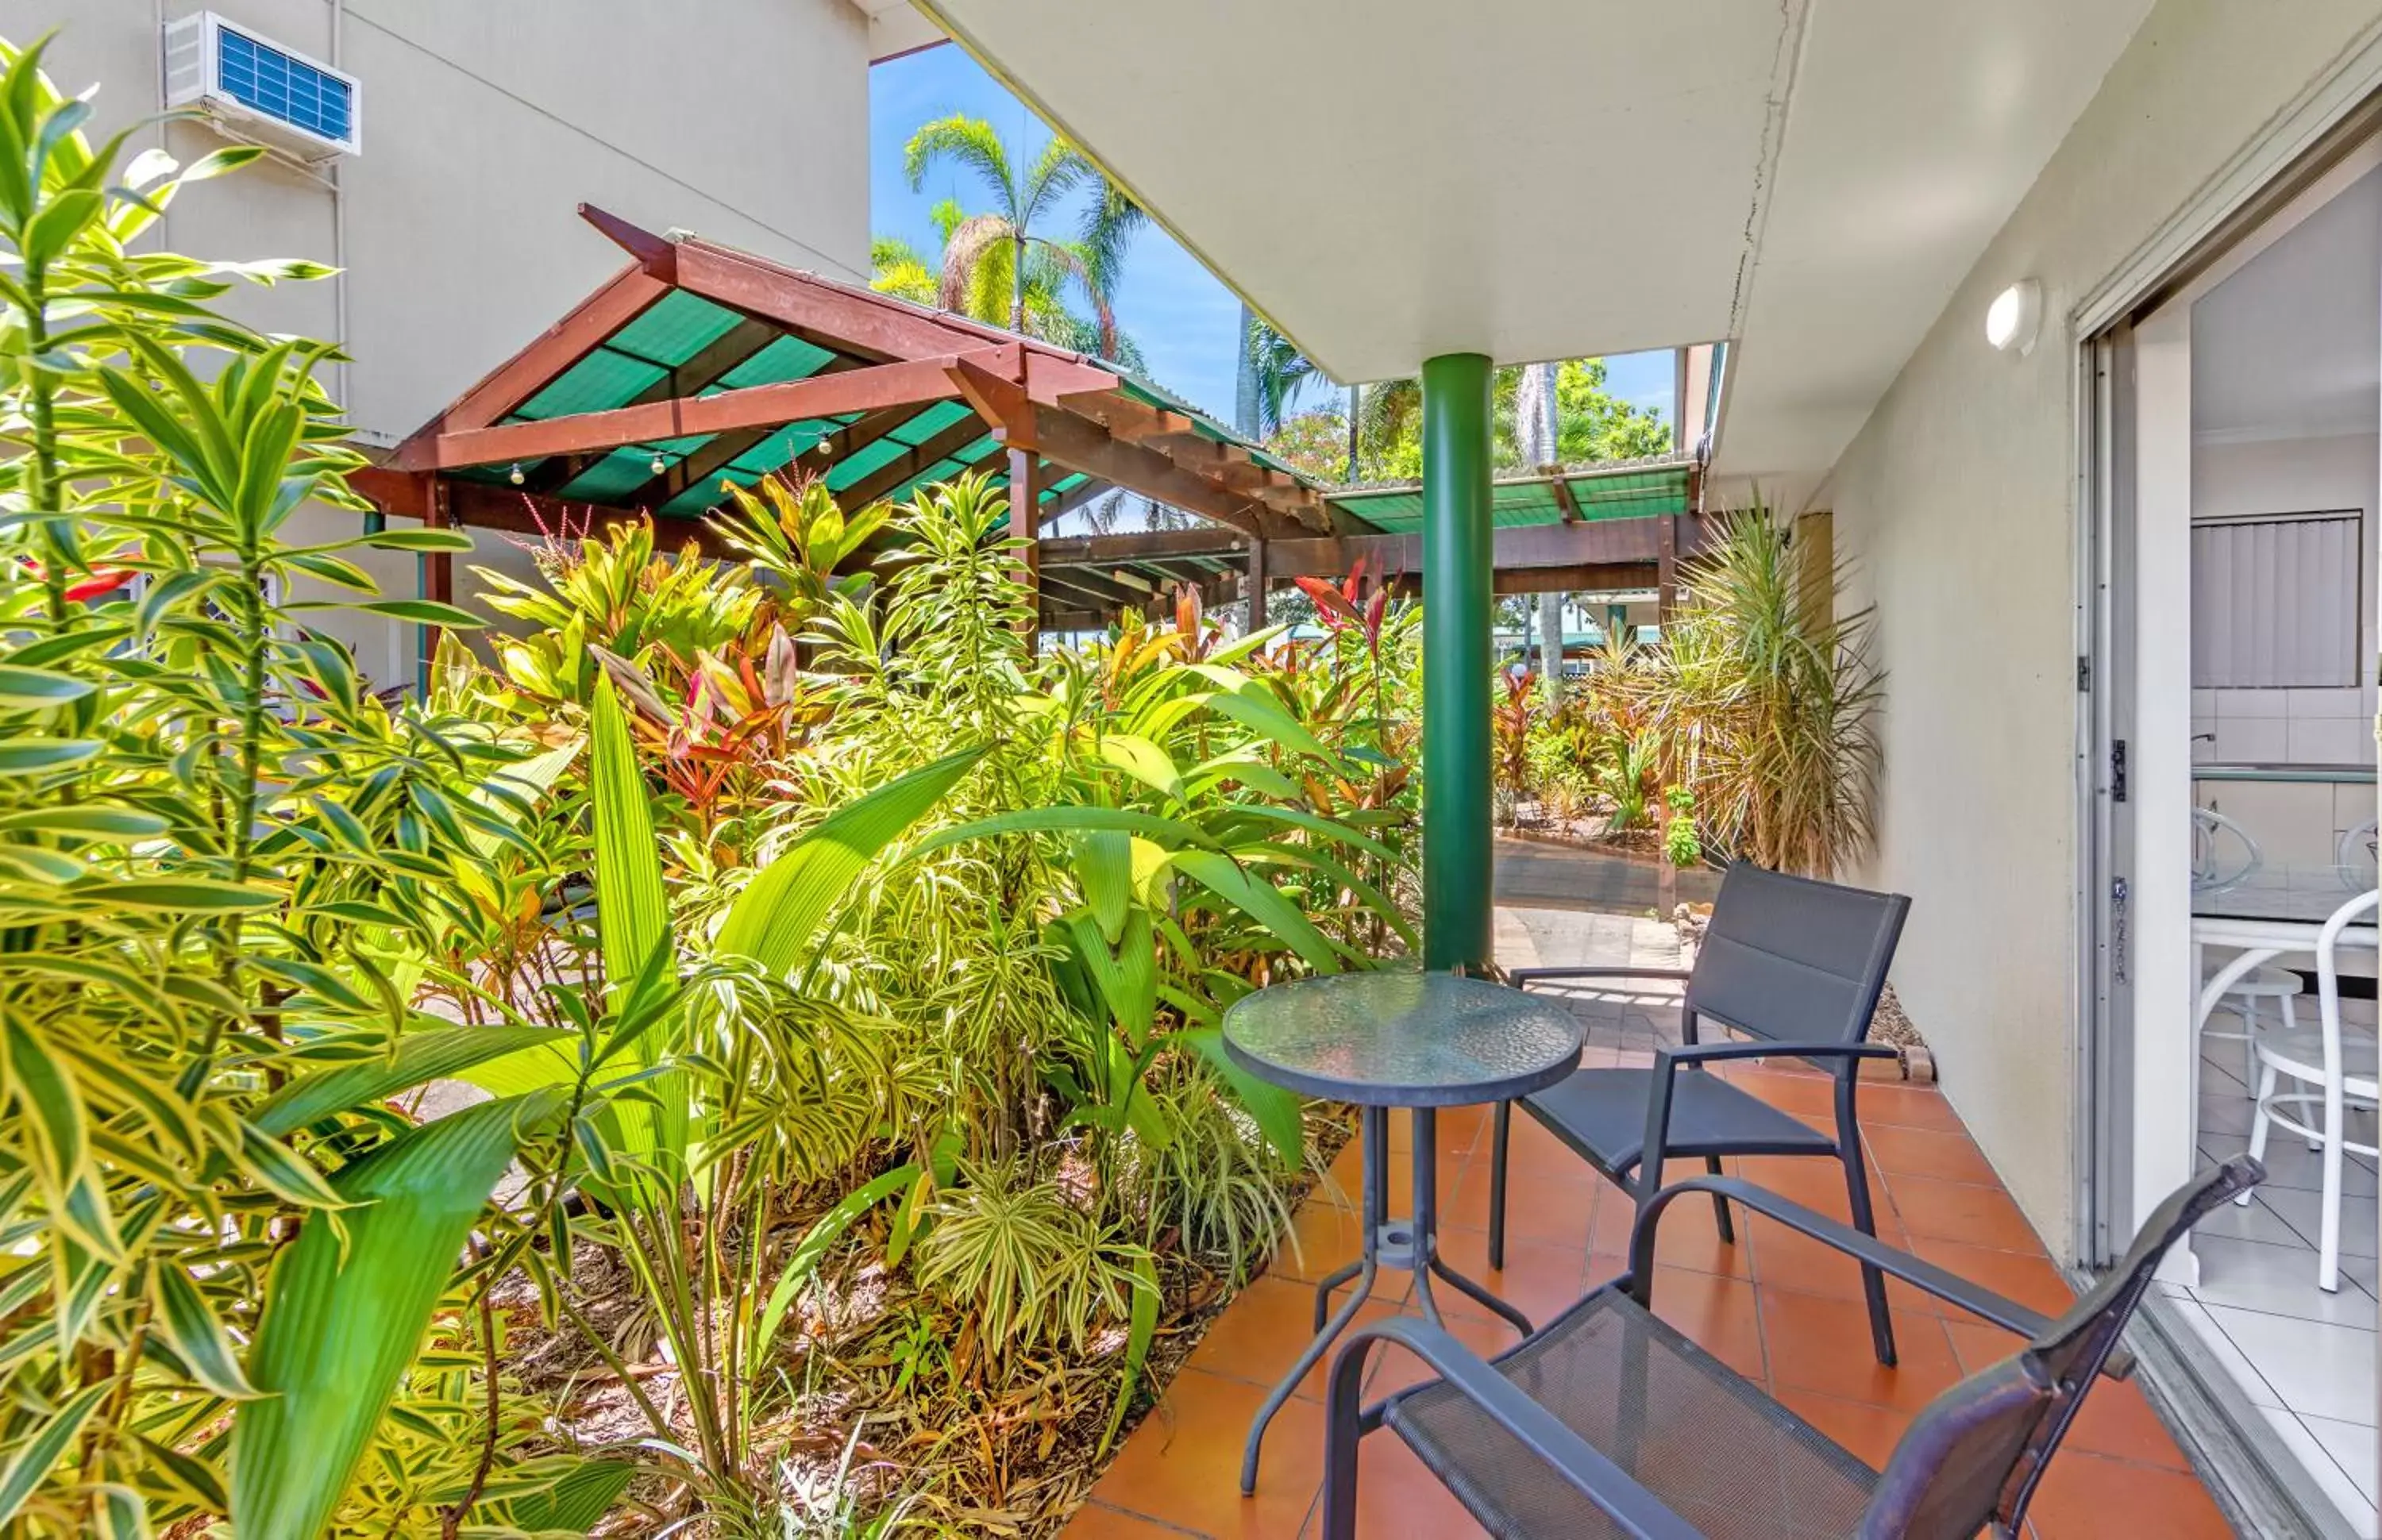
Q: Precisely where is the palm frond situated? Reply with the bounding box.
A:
[904,114,1016,215]
[938,213,1016,314]
[1244,316,1324,438]
[1019,138,1093,225]
[1028,237,1117,360]
[1078,180,1146,303]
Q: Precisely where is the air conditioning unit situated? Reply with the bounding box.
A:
[162,11,360,162]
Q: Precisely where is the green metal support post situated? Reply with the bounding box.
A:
[1420,352,1494,972]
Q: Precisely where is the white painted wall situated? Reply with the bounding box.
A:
[1817,0,2382,1254]
[13,0,874,687]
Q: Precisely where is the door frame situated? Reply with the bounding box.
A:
[2076,115,2382,1267]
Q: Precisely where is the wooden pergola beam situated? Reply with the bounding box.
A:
[1025,405,1272,539]
[353,469,733,559]
[1039,605,1108,632]
[1265,514,1699,579]
[1038,475,1113,524]
[1035,527,1247,565]
[1492,562,1658,596]
[523,318,788,495]
[1038,566,1149,610]
[637,375,908,511]
[392,351,1003,472]
[1060,387,1331,531]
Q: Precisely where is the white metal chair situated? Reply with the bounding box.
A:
[2340,818,2378,888]
[2239,887,2381,1292]
[2193,807,2303,1089]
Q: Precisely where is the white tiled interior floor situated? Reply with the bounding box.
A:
[2179,1005,2381,1536]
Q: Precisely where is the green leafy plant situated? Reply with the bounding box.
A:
[0,39,615,1536]
[1663,785,1702,868]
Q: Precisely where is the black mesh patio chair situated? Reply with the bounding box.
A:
[1490,862,1911,1362]
[1322,1154,2261,1540]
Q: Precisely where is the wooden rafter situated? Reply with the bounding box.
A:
[1025,405,1274,539]
[831,414,990,511]
[633,370,900,511]
[393,352,997,472]
[1035,527,1247,565]
[522,318,787,495]
[1059,387,1330,531]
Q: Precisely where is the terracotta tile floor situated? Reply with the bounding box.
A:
[1065,1049,2234,1539]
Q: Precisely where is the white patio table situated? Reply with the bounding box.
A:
[2193,862,2381,1033]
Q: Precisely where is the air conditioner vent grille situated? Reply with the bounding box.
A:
[216,28,353,145]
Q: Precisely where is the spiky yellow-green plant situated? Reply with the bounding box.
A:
[1651,503,1883,876]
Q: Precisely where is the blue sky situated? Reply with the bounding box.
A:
[869,46,1674,431]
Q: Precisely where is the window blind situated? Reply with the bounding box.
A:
[2191,511,2361,688]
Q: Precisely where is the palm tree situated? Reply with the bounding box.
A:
[903,114,1141,361]
[1243,313,1326,439]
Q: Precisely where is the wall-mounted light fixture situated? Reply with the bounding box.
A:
[1985,279,2042,356]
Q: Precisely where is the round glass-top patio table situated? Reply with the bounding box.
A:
[1221,969,1584,1493]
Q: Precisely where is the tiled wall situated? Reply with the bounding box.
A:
[2191,684,2378,767]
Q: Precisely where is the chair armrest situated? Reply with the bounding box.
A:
[1624,1038,1894,1186]
[1326,1315,1704,1540]
[1511,965,1694,988]
[1626,1176,2128,1378]
[1658,1039,1900,1066]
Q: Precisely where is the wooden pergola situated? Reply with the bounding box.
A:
[353,207,1702,639]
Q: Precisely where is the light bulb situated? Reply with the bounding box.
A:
[650,453,668,475]
[507,463,524,486]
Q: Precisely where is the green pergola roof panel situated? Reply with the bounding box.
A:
[726,418,850,475]
[891,399,973,445]
[608,291,742,366]
[718,334,836,388]
[1326,463,1691,536]
[828,434,915,490]
[514,352,669,421]
[560,449,669,502]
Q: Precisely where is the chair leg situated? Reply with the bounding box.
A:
[1706,1153,1734,1244]
[1843,1141,1897,1366]
[2280,995,2322,1152]
[2239,1061,2276,1207]
[2319,1080,2345,1294]
[1488,1099,1511,1271]
[2242,996,2261,1092]
[1320,1334,1372,1540]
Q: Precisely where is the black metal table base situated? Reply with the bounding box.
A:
[1240,1103,1534,1494]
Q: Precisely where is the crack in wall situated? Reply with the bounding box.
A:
[1725,0,1813,350]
